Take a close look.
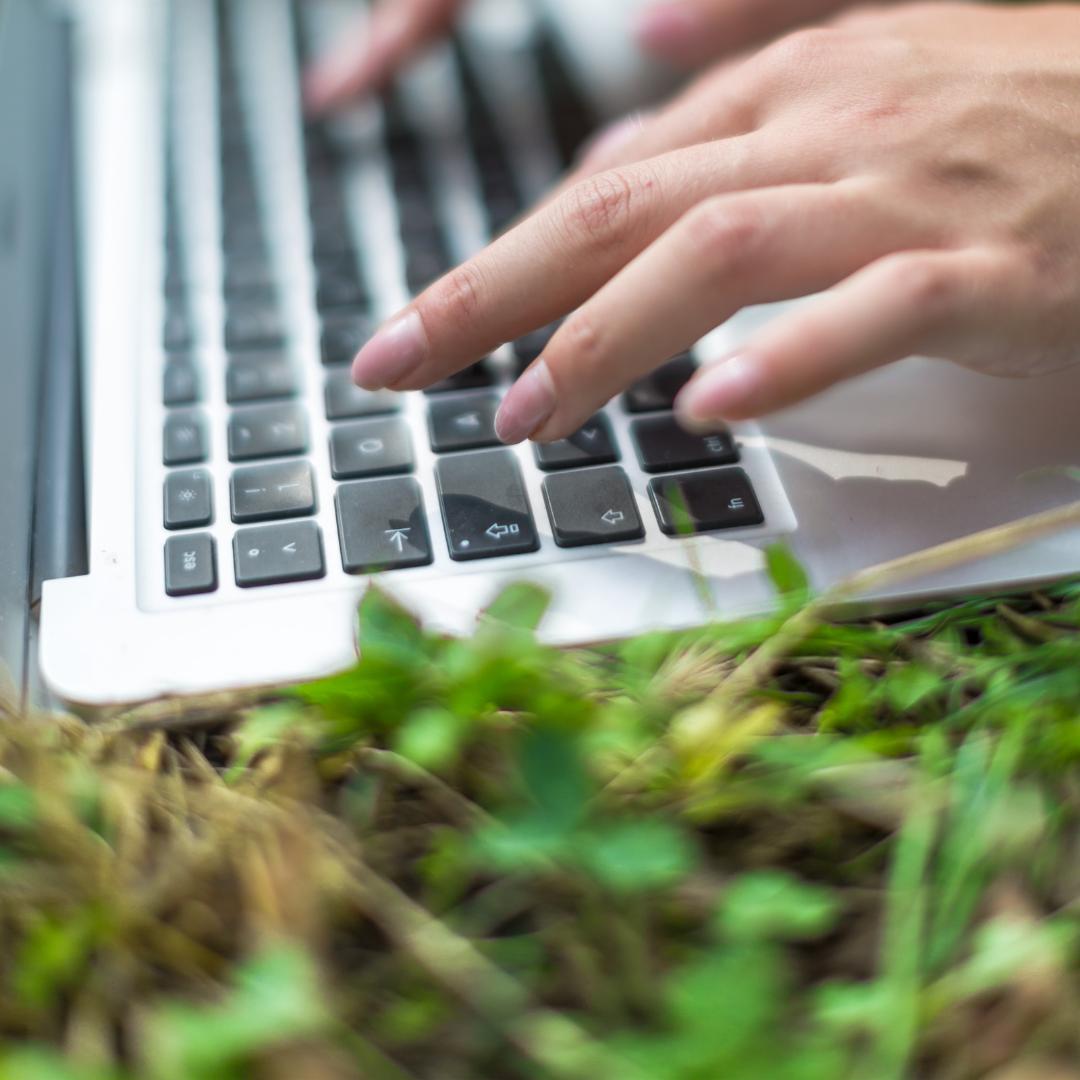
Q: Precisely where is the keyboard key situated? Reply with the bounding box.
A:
[320,312,373,366]
[225,305,286,351]
[631,416,739,473]
[226,355,297,403]
[424,361,495,395]
[316,270,367,312]
[163,310,194,352]
[324,368,401,420]
[164,411,207,465]
[224,257,275,296]
[623,354,697,414]
[534,415,618,471]
[164,469,213,530]
[228,403,308,461]
[336,477,433,573]
[230,460,316,523]
[330,418,414,479]
[435,450,539,561]
[512,322,561,371]
[649,468,764,535]
[542,467,644,548]
[233,521,326,588]
[428,392,500,453]
[163,358,200,406]
[165,534,217,597]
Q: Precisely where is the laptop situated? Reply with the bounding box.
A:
[2,0,1077,710]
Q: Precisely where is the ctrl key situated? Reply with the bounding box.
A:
[165,534,217,597]
[233,521,325,588]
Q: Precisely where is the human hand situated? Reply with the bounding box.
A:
[303,0,882,112]
[304,0,467,113]
[350,2,1080,442]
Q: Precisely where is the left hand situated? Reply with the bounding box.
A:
[351,3,1080,443]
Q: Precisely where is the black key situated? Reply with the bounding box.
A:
[163,310,194,352]
[223,217,268,258]
[405,247,450,292]
[163,411,207,465]
[631,416,739,473]
[224,257,275,296]
[649,468,764,535]
[233,521,326,587]
[228,403,308,461]
[623,354,697,413]
[512,322,561,371]
[163,358,200,406]
[316,271,367,312]
[225,305,286,351]
[435,450,539,561]
[336,477,433,573]
[230,460,316,523]
[165,534,217,597]
[428,392,500,453]
[542,467,644,548]
[164,469,213,530]
[534,415,618,471]
[320,312,373,365]
[330,418,414,479]
[324,368,401,421]
[226,355,297,403]
[424,361,495,395]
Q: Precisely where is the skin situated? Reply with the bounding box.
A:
[302,0,864,110]
[348,2,1080,443]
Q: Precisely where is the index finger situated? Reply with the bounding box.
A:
[349,135,808,393]
[304,0,466,113]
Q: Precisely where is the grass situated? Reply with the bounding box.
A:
[0,526,1078,1079]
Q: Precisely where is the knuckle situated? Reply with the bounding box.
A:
[882,255,959,320]
[559,311,606,368]
[765,26,848,72]
[687,198,765,275]
[562,170,637,250]
[429,262,486,330]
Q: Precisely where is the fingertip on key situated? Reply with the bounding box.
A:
[351,310,428,391]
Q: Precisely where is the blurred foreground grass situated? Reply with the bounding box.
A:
[0,543,1078,1079]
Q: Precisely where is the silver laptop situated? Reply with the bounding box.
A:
[3,0,1077,710]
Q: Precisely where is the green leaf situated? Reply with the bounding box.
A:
[0,783,37,830]
[765,544,811,604]
[0,1049,120,1080]
[392,708,467,771]
[147,945,329,1080]
[717,871,840,943]
[356,586,428,665]
[480,583,551,634]
[882,665,940,714]
[575,819,697,894]
[517,726,590,833]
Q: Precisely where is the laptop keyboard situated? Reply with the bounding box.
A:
[156,0,772,602]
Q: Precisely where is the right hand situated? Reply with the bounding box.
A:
[303,0,885,114]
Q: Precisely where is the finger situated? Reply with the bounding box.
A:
[566,57,756,189]
[493,179,933,443]
[633,0,854,67]
[351,135,818,392]
[304,0,465,113]
[675,247,1006,423]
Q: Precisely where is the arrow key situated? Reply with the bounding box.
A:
[233,522,326,587]
[542,466,644,548]
[336,477,432,574]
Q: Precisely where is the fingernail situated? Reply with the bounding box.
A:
[351,311,427,390]
[675,354,762,426]
[633,2,702,57]
[495,360,557,445]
